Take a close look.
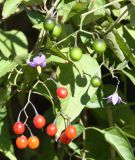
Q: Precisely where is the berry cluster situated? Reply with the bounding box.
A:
[13,86,77,149]
[44,17,62,38]
[60,125,77,144]
[13,114,46,149]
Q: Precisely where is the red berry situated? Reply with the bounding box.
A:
[60,132,72,144]
[28,136,40,149]
[13,122,25,135]
[16,135,28,149]
[33,115,46,129]
[56,87,68,99]
[65,125,77,139]
[46,123,57,136]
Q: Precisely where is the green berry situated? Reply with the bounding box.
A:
[44,17,55,31]
[70,47,83,61]
[93,39,107,53]
[91,76,102,87]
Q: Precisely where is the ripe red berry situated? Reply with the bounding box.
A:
[46,123,57,136]
[16,135,28,149]
[56,87,68,99]
[65,125,77,139]
[13,121,25,135]
[33,115,46,129]
[60,132,72,144]
[28,136,40,149]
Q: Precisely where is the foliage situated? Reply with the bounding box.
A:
[0,0,135,160]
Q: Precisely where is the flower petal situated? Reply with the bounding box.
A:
[112,92,119,105]
[26,60,36,67]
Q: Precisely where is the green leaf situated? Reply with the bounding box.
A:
[0,86,11,120]
[84,0,105,24]
[0,60,17,78]
[57,1,76,22]
[86,94,103,109]
[129,0,135,6]
[0,118,17,160]
[22,0,42,6]
[104,127,135,160]
[55,55,101,138]
[104,32,125,62]
[72,0,105,26]
[2,0,22,18]
[86,129,110,160]
[26,10,45,25]
[46,53,67,64]
[0,30,28,78]
[113,28,135,67]
[130,6,135,27]
[0,29,28,58]
[74,123,84,137]
[122,69,135,85]
[68,142,81,156]
[0,0,4,3]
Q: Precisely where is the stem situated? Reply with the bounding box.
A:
[17,101,29,122]
[103,8,129,37]
[74,31,79,47]
[47,0,60,16]
[106,106,115,160]
[80,29,93,36]
[82,129,86,160]
[52,30,78,48]
[17,81,39,122]
[29,101,38,115]
[85,127,103,134]
[26,124,33,137]
[80,0,124,29]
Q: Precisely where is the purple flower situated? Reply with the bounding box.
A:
[104,91,126,105]
[27,54,46,68]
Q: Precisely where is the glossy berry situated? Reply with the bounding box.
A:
[52,23,62,37]
[46,123,57,136]
[65,125,77,139]
[13,122,25,135]
[60,132,72,144]
[93,39,107,53]
[16,136,28,149]
[91,76,102,87]
[69,47,83,61]
[56,87,68,99]
[44,17,55,31]
[33,115,46,129]
[28,136,40,149]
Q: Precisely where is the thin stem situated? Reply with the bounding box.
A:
[26,124,33,137]
[39,80,54,100]
[47,77,59,86]
[38,80,55,114]
[47,0,60,16]
[106,106,116,160]
[17,102,29,122]
[103,8,129,37]
[29,101,38,115]
[85,127,103,134]
[23,109,29,124]
[88,0,94,9]
[82,129,86,160]
[80,29,93,36]
[52,31,78,48]
[74,31,79,47]
[94,62,104,76]
[17,81,39,122]
[80,0,124,30]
